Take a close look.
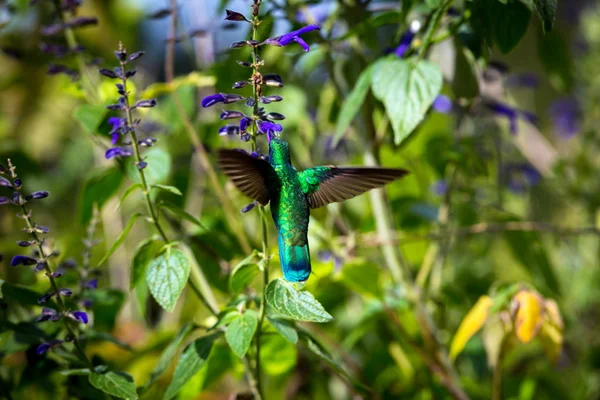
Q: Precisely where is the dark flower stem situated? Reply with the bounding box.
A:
[249,3,269,397]
[8,161,91,367]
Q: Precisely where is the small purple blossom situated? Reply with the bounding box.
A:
[257,121,282,143]
[432,95,453,113]
[503,163,542,193]
[70,310,89,324]
[506,72,539,88]
[548,96,581,140]
[318,251,343,273]
[58,288,73,297]
[11,255,37,267]
[431,180,448,196]
[25,191,49,200]
[263,24,320,52]
[239,117,252,132]
[218,125,240,136]
[105,147,134,159]
[36,339,64,355]
[84,279,98,289]
[37,307,60,322]
[241,202,257,213]
[485,101,537,135]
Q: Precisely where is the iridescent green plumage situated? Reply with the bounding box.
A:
[218,138,408,282]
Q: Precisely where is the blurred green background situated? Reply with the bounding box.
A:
[1,0,599,399]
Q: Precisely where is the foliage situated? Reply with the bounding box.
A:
[2,0,600,399]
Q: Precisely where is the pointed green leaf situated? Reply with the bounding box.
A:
[80,167,123,224]
[152,184,182,196]
[89,371,138,399]
[126,147,171,185]
[371,58,442,145]
[533,0,556,34]
[142,323,193,392]
[130,238,163,290]
[146,247,191,312]
[333,65,373,146]
[96,213,143,268]
[229,262,260,294]
[225,310,258,357]
[117,183,143,209]
[73,104,108,134]
[163,333,219,400]
[159,201,207,231]
[267,317,298,344]
[300,331,369,393]
[452,39,480,99]
[265,278,333,323]
[490,0,531,53]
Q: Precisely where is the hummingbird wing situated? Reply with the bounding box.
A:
[217,149,275,206]
[298,166,409,209]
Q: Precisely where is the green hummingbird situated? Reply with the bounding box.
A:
[218,137,408,282]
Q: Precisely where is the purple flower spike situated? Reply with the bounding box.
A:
[58,288,73,297]
[263,24,320,52]
[218,125,240,136]
[432,95,453,113]
[71,311,89,324]
[548,96,581,140]
[25,191,49,200]
[11,255,38,267]
[241,202,257,213]
[201,93,227,108]
[485,101,538,135]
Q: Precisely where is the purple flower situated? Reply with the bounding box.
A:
[84,279,98,289]
[548,96,581,140]
[239,117,252,133]
[36,307,60,322]
[257,121,282,143]
[221,110,244,120]
[202,94,226,107]
[105,147,133,159]
[36,339,64,355]
[0,176,12,188]
[432,95,453,113]
[485,101,537,135]
[431,180,448,196]
[506,73,539,88]
[504,163,541,193]
[11,255,38,267]
[38,293,53,304]
[318,251,343,272]
[218,125,240,136]
[25,191,49,200]
[263,25,320,52]
[395,20,421,58]
[241,202,257,213]
[70,310,89,324]
[0,196,11,205]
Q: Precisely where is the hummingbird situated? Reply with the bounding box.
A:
[218,137,408,282]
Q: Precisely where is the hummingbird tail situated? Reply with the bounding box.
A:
[277,234,311,282]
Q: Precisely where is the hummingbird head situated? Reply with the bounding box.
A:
[268,137,290,165]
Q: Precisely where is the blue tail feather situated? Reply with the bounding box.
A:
[278,234,311,282]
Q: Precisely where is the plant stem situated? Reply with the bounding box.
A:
[18,202,91,367]
[415,0,454,63]
[163,0,252,254]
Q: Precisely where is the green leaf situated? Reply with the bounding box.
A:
[80,167,124,224]
[60,368,91,376]
[490,0,531,53]
[152,184,182,196]
[300,331,369,393]
[452,39,480,99]
[73,104,108,134]
[265,278,333,323]
[229,256,260,294]
[146,247,191,312]
[96,213,143,268]
[126,147,171,185]
[130,238,163,290]
[267,317,298,344]
[143,323,193,392]
[163,334,219,400]
[88,371,138,399]
[371,58,442,145]
[159,201,206,231]
[225,310,258,357]
[333,65,373,146]
[533,0,556,33]
[117,183,143,209]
